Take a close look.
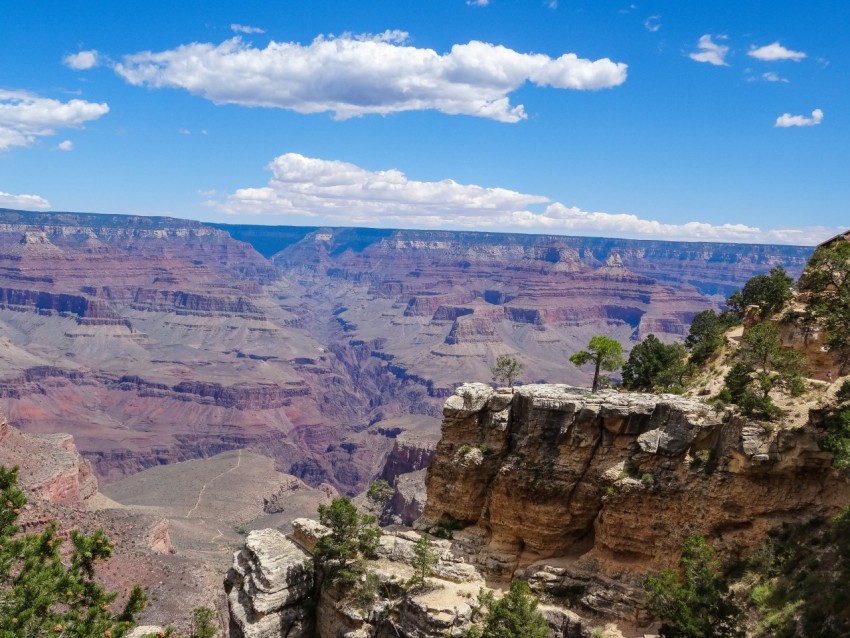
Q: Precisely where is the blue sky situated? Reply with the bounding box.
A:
[1,0,847,245]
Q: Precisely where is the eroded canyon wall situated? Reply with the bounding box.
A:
[422,383,845,577]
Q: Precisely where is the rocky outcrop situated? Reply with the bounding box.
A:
[147,518,173,554]
[0,410,98,507]
[421,383,845,582]
[227,520,599,638]
[225,529,314,638]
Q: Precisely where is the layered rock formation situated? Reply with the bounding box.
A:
[227,519,596,638]
[0,409,97,507]
[421,383,845,586]
[270,226,811,397]
[0,209,814,498]
[0,210,418,492]
[226,529,314,638]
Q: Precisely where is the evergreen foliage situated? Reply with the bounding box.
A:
[0,465,147,638]
[800,240,850,374]
[622,334,689,392]
[643,536,744,638]
[314,497,380,585]
[407,535,438,590]
[491,355,523,389]
[684,310,737,366]
[726,265,794,320]
[189,607,217,638]
[570,336,624,392]
[365,479,394,520]
[742,509,850,637]
[719,323,804,418]
[820,381,850,470]
[463,580,548,638]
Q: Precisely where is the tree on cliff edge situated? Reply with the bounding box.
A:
[570,336,624,392]
[314,497,380,585]
[0,465,147,638]
[491,355,523,390]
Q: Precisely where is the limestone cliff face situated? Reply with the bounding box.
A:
[421,383,845,577]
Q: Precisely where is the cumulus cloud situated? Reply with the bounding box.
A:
[57,140,73,151]
[689,34,729,66]
[0,89,109,151]
[210,153,830,245]
[762,71,788,83]
[113,33,627,122]
[231,24,265,34]
[63,50,101,70]
[644,16,661,33]
[748,42,806,62]
[0,191,51,211]
[775,108,823,128]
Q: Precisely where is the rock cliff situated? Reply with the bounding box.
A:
[421,383,845,586]
[227,519,598,638]
[0,409,98,507]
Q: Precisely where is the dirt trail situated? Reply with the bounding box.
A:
[186,450,243,518]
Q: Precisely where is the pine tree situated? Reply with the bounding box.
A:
[0,465,147,638]
[570,336,624,392]
[408,535,438,590]
[314,497,380,585]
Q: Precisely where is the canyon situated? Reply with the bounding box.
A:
[0,208,812,495]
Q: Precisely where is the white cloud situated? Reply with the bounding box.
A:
[546,1,558,8]
[231,24,265,34]
[57,140,73,151]
[762,71,789,83]
[467,0,489,5]
[0,191,51,211]
[775,108,823,128]
[748,42,806,62]
[689,34,729,66]
[210,153,831,245]
[0,89,109,151]
[644,16,661,33]
[63,50,100,70]
[113,34,627,123]
[178,128,191,135]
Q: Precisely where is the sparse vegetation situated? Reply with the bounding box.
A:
[429,518,463,540]
[736,509,850,637]
[463,580,549,638]
[314,497,381,585]
[0,465,148,638]
[718,322,805,418]
[366,478,394,519]
[570,336,624,392]
[644,536,744,638]
[189,607,217,638]
[407,535,439,590]
[491,355,523,389]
